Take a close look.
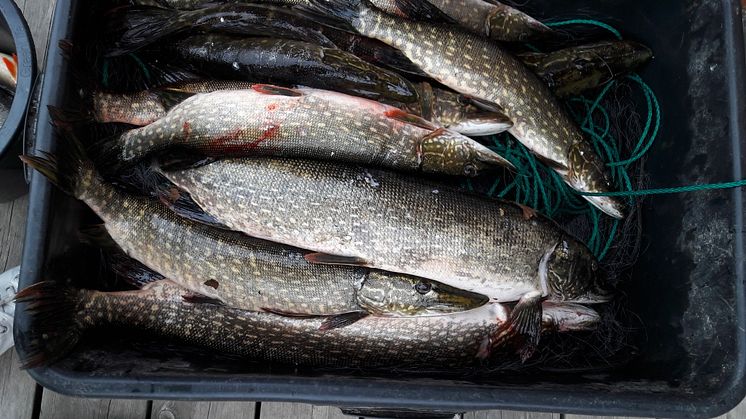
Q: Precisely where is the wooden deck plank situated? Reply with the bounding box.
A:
[39,392,149,419]
[18,0,57,67]
[152,401,257,419]
[464,411,560,419]
[0,195,35,419]
[259,402,350,419]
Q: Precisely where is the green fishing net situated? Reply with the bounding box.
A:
[468,20,660,264]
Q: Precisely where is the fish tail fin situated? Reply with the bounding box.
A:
[15,282,86,368]
[302,0,365,29]
[20,113,98,198]
[87,134,129,176]
[108,252,166,289]
[107,6,191,56]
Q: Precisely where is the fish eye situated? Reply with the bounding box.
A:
[463,163,478,177]
[414,281,432,294]
[591,261,598,272]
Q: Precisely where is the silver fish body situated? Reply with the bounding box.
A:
[425,0,553,42]
[111,86,512,176]
[18,280,601,368]
[22,144,489,319]
[159,157,612,306]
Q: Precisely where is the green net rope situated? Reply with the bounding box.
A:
[471,20,659,261]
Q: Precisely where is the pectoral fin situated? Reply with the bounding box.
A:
[304,253,369,266]
[487,291,544,362]
[182,293,225,306]
[319,311,370,331]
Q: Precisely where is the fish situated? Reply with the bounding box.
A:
[518,40,654,98]
[98,84,513,176]
[0,52,17,90]
[405,82,512,136]
[90,79,511,136]
[108,4,427,77]
[423,0,553,42]
[92,90,170,126]
[304,0,625,218]
[21,139,489,326]
[144,34,421,104]
[108,4,338,56]
[16,279,601,368]
[89,37,652,133]
[156,156,613,358]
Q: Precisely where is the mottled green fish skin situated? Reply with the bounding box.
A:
[92,81,256,125]
[346,4,624,218]
[42,281,509,368]
[93,91,167,126]
[519,41,654,98]
[117,87,511,176]
[425,0,552,42]
[21,281,602,368]
[161,157,608,303]
[66,160,485,317]
[95,80,507,136]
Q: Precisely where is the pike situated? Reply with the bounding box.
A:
[21,137,489,329]
[157,157,614,358]
[304,0,626,218]
[98,84,513,176]
[17,280,601,368]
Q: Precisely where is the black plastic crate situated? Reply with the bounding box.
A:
[14,0,746,417]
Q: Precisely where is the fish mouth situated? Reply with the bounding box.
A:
[583,195,625,219]
[474,144,515,171]
[450,113,513,136]
[542,302,601,332]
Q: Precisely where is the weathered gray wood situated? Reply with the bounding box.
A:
[16,0,58,67]
[39,392,149,419]
[0,195,36,419]
[464,411,559,419]
[260,403,350,419]
[153,401,257,419]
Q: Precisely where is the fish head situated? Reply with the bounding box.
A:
[542,302,601,332]
[487,5,554,42]
[543,235,614,304]
[566,141,625,219]
[420,130,514,176]
[447,112,514,137]
[581,41,654,74]
[357,271,489,316]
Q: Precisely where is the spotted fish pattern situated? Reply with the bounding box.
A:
[92,91,168,126]
[160,157,603,302]
[338,3,624,218]
[25,280,508,368]
[57,156,486,317]
[94,80,510,136]
[425,0,552,42]
[19,280,605,368]
[116,86,511,176]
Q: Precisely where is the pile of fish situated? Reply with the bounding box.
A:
[18,0,653,370]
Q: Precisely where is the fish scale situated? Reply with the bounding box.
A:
[425,0,552,42]
[34,147,487,318]
[324,2,623,218]
[18,280,602,368]
[161,157,593,301]
[114,86,511,176]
